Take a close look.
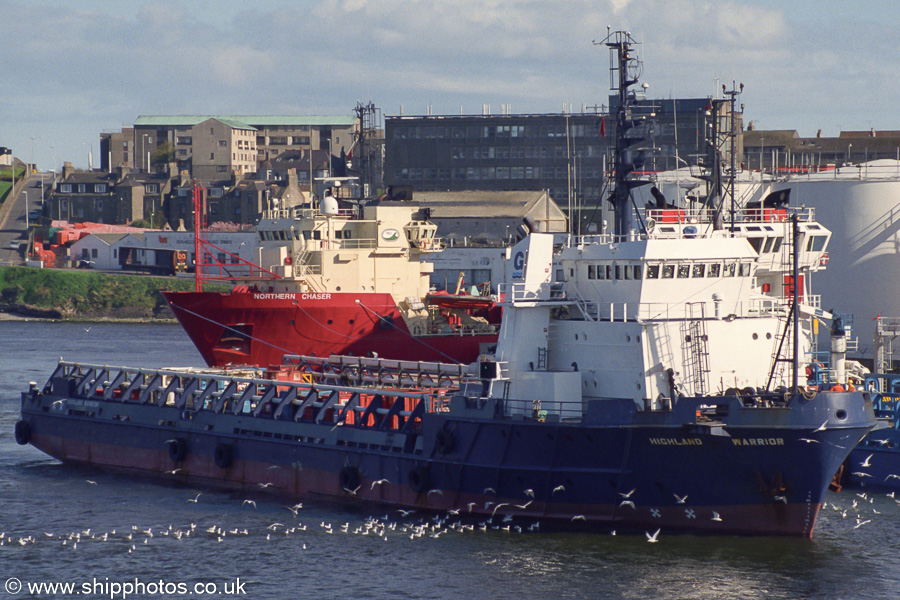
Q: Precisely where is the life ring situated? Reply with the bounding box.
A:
[167,438,188,462]
[214,444,233,469]
[14,420,31,445]
[435,427,455,455]
[339,465,361,492]
[408,465,430,495]
[819,253,829,266]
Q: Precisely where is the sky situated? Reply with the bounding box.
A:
[2,0,898,170]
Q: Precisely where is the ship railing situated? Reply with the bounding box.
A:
[415,323,500,337]
[262,207,357,221]
[498,282,569,304]
[568,297,806,323]
[498,397,585,422]
[281,354,471,389]
[43,361,460,436]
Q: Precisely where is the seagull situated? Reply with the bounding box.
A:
[674,493,687,504]
[166,468,183,475]
[467,502,478,512]
[813,420,828,432]
[491,503,510,516]
[483,487,496,495]
[860,454,874,468]
[773,495,787,503]
[370,479,389,490]
[186,493,202,503]
[646,528,660,543]
[523,488,535,498]
[798,438,820,444]
[242,499,257,509]
[851,472,873,478]
[83,326,91,333]
[427,489,444,496]
[711,511,723,522]
[619,488,636,499]
[343,485,361,495]
[885,474,900,481]
[258,482,275,488]
[552,485,566,495]
[619,500,636,510]
[515,500,533,510]
[571,515,587,521]
[86,480,97,485]
[331,421,345,432]
[853,519,871,529]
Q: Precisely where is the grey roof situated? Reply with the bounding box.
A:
[135,115,356,127]
[413,190,553,218]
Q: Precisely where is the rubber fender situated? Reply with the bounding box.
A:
[14,420,31,445]
[408,465,430,495]
[339,465,361,492]
[167,438,188,462]
[214,444,233,469]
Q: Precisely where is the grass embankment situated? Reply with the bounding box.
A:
[0,166,25,204]
[0,266,228,320]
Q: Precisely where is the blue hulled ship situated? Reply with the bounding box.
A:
[14,31,879,536]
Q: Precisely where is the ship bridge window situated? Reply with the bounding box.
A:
[597,265,605,280]
[762,237,775,253]
[646,264,660,279]
[748,237,764,253]
[677,264,690,278]
[624,264,632,280]
[724,263,737,277]
[807,235,827,252]
[614,265,621,280]
[772,237,783,252]
[662,264,675,278]
[605,265,613,279]
[691,264,705,278]
[632,265,641,280]
[739,263,752,277]
[588,265,596,279]
[707,263,721,277]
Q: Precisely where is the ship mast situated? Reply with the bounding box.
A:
[601,30,648,237]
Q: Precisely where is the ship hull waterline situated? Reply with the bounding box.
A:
[19,389,875,537]
[161,290,498,367]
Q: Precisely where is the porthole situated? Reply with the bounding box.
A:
[766,333,772,340]
[327,319,333,325]
[626,335,631,343]
[752,333,758,340]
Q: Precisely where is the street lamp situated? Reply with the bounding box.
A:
[24,191,28,229]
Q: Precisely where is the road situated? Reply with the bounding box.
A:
[0,171,46,266]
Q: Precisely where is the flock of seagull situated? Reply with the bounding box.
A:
[4,448,897,551]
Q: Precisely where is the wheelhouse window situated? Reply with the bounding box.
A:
[662,264,675,278]
[677,264,690,278]
[646,264,660,279]
[691,263,705,278]
[724,262,737,277]
[707,263,721,277]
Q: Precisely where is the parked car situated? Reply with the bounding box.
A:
[28,210,40,220]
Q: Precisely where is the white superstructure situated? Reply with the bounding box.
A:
[489,204,830,411]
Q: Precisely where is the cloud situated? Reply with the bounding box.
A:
[0,0,897,167]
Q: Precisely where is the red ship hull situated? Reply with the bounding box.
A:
[161,290,498,367]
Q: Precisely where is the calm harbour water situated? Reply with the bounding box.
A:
[1,320,899,600]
